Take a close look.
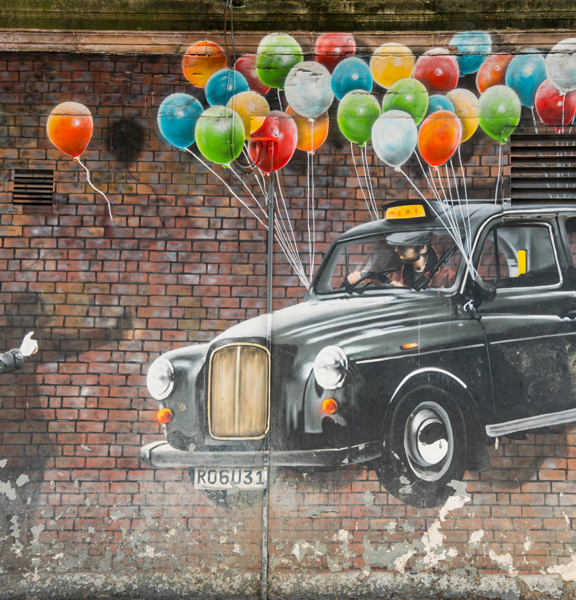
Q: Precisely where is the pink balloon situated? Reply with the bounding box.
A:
[234,54,270,95]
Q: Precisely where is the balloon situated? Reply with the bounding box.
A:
[314,32,356,73]
[372,110,417,168]
[234,54,270,95]
[205,68,249,107]
[255,33,303,89]
[195,106,245,164]
[157,93,203,149]
[426,94,455,117]
[546,38,576,93]
[182,41,227,88]
[476,54,513,93]
[413,48,459,93]
[535,79,576,128]
[370,43,415,89]
[337,90,381,146]
[286,106,329,153]
[449,31,492,75]
[248,111,297,173]
[505,49,546,108]
[382,78,429,124]
[331,57,373,101]
[284,61,334,119]
[418,110,462,167]
[446,88,479,142]
[478,85,521,144]
[46,101,93,158]
[227,91,270,139]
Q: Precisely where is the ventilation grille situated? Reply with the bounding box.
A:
[511,132,576,204]
[13,169,54,205]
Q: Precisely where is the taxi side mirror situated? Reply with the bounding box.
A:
[463,278,496,314]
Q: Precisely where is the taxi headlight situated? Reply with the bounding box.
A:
[147,358,175,400]
[313,346,348,390]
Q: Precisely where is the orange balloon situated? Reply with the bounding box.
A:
[286,106,329,152]
[418,110,462,167]
[182,41,227,88]
[227,91,270,139]
[46,102,93,158]
[476,54,513,93]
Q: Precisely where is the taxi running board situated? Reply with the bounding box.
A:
[486,407,576,437]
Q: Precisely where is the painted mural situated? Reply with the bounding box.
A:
[43,31,576,510]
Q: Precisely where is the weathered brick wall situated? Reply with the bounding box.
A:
[1,34,575,599]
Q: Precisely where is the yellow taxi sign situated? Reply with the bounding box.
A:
[385,204,427,220]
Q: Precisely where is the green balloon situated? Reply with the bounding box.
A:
[256,33,303,89]
[478,85,521,144]
[382,78,429,125]
[337,91,381,146]
[195,106,245,165]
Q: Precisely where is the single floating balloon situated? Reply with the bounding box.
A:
[426,94,455,117]
[372,110,417,168]
[46,101,93,158]
[182,41,227,88]
[331,57,373,101]
[545,38,576,94]
[157,93,203,149]
[234,54,270,95]
[370,43,415,89]
[205,68,249,106]
[478,85,521,144]
[195,106,245,165]
[286,106,329,153]
[535,79,576,128]
[450,31,492,75]
[255,33,303,89]
[284,61,334,119]
[382,78,429,124]
[476,54,513,93]
[248,110,298,173]
[314,32,356,73]
[418,110,462,167]
[413,48,459,94]
[337,90,381,146]
[446,88,479,143]
[505,49,546,108]
[227,91,270,139]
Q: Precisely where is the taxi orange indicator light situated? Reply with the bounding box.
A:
[385,204,426,220]
[401,342,419,350]
[322,398,339,415]
[156,407,174,424]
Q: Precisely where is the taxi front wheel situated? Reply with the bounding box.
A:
[377,388,467,508]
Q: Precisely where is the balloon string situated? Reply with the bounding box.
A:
[310,146,316,283]
[350,142,377,221]
[531,107,539,134]
[74,157,114,223]
[494,144,502,204]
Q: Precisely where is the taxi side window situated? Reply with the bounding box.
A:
[476,223,559,288]
[565,218,576,266]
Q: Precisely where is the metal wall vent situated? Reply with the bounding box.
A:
[511,131,576,204]
[13,169,54,205]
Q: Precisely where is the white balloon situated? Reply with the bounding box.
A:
[546,38,576,93]
[284,61,334,119]
[372,110,417,168]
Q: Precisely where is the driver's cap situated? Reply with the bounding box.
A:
[386,231,432,247]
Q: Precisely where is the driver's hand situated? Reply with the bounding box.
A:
[346,270,364,284]
[19,331,38,357]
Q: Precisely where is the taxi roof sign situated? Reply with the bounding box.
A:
[384,203,428,221]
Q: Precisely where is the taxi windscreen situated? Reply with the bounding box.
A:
[315,229,462,294]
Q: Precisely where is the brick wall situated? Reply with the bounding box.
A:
[1,35,575,599]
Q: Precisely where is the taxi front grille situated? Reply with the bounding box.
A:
[208,343,270,439]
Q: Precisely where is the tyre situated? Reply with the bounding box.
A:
[377,386,467,508]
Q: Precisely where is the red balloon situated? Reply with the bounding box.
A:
[535,79,576,128]
[314,32,356,73]
[248,111,297,174]
[46,101,93,158]
[413,49,459,93]
[418,110,462,167]
[234,54,270,95]
[476,54,513,93]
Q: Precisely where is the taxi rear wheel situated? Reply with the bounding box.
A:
[377,388,467,508]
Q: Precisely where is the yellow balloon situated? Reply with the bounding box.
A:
[446,88,479,142]
[227,91,270,139]
[370,43,415,89]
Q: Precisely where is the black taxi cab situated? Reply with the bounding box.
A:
[142,200,576,507]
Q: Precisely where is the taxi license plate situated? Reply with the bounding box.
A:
[193,467,267,490]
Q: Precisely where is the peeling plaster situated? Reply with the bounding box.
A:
[548,554,576,581]
[489,549,518,577]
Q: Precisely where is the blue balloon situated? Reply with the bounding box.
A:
[157,93,203,149]
[505,49,546,107]
[371,110,417,168]
[450,31,492,75]
[331,57,373,101]
[426,94,455,117]
[205,69,249,106]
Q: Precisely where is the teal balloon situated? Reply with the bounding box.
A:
[426,94,455,117]
[205,69,249,107]
[372,110,417,168]
[157,93,203,149]
[450,31,492,75]
[195,106,245,164]
[478,85,521,144]
[505,49,546,107]
[331,57,373,100]
[382,78,429,124]
[337,90,380,146]
[256,33,303,89]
